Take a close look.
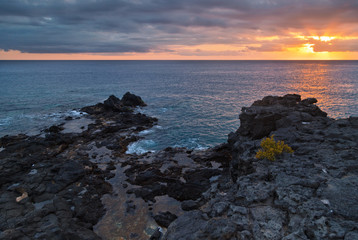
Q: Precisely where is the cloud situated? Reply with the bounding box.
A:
[312,39,358,52]
[0,0,358,55]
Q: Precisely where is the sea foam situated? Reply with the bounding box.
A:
[126,139,157,155]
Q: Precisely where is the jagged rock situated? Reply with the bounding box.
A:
[236,94,327,139]
[103,94,122,110]
[121,91,147,107]
[81,92,147,114]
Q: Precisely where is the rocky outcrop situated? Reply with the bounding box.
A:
[164,94,358,240]
[0,93,156,240]
[81,92,147,114]
[237,94,327,139]
[121,92,147,107]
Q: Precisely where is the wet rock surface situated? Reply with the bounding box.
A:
[123,147,228,203]
[1,93,358,240]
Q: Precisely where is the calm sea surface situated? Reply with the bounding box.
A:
[1,60,357,152]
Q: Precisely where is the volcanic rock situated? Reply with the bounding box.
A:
[121,91,147,107]
[0,93,156,239]
[164,94,358,240]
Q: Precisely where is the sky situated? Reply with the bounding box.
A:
[0,0,358,60]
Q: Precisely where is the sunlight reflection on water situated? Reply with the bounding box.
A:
[284,62,358,118]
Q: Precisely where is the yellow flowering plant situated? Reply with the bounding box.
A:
[255,135,294,161]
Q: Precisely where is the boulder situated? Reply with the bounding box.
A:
[121,92,146,107]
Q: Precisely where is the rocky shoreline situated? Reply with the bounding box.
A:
[1,93,358,240]
[0,93,157,239]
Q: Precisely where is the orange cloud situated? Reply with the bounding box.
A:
[1,0,358,60]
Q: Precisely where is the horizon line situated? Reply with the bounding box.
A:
[1,59,357,61]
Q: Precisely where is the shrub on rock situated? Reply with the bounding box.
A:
[255,135,293,161]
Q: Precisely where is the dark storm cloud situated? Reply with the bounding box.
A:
[0,0,358,54]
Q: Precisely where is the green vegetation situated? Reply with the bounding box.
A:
[256,135,294,161]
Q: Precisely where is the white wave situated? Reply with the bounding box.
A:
[27,112,62,121]
[48,113,62,117]
[138,129,155,136]
[28,110,87,122]
[173,138,209,150]
[137,125,165,136]
[195,145,209,150]
[68,110,87,117]
[126,140,157,155]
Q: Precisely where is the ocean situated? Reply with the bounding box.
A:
[1,60,357,153]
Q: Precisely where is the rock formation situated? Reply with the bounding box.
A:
[164,94,358,240]
[1,93,358,240]
[0,93,156,239]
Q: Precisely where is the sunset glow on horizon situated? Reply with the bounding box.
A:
[1,0,358,60]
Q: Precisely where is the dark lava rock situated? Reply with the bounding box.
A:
[133,184,167,201]
[45,125,64,133]
[164,211,208,240]
[80,102,106,115]
[153,211,178,228]
[238,94,327,139]
[164,94,358,240]
[103,94,122,111]
[167,169,221,201]
[3,93,357,240]
[0,93,157,240]
[181,200,199,211]
[349,116,358,128]
[252,94,301,107]
[301,97,318,105]
[81,92,147,114]
[135,169,163,185]
[229,94,331,182]
[121,92,147,107]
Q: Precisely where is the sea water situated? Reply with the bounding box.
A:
[1,60,357,153]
